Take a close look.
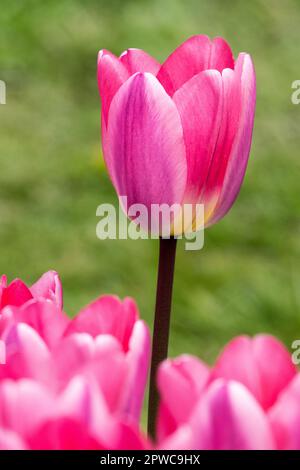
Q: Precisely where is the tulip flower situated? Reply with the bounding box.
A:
[0,271,63,310]
[98,35,256,231]
[0,377,148,450]
[157,335,300,450]
[0,272,150,449]
[97,35,256,438]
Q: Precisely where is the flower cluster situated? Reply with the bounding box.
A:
[0,272,299,449]
[157,336,300,449]
[0,272,150,449]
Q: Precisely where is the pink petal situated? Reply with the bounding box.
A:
[0,323,51,381]
[210,37,234,72]
[269,374,300,450]
[0,306,15,337]
[157,35,234,96]
[57,376,123,447]
[30,270,63,309]
[199,67,241,218]
[0,279,33,308]
[54,333,129,413]
[93,335,129,413]
[0,274,7,288]
[30,418,148,450]
[56,327,150,421]
[16,299,70,348]
[110,422,149,450]
[106,72,187,220]
[157,35,211,95]
[158,425,194,450]
[0,379,55,438]
[206,53,256,225]
[212,335,296,410]
[65,295,138,351]
[119,320,151,421]
[189,380,274,450]
[120,48,160,75]
[157,355,210,440]
[252,335,297,409]
[98,49,129,125]
[52,333,95,383]
[0,275,7,307]
[57,376,111,438]
[29,417,103,450]
[0,428,27,450]
[173,70,223,204]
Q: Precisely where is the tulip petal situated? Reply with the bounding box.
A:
[0,279,33,308]
[0,323,50,381]
[106,72,187,215]
[58,376,109,431]
[190,380,274,450]
[53,333,95,383]
[157,355,210,440]
[119,48,160,75]
[110,422,149,450]
[210,37,235,72]
[212,335,296,410]
[0,428,27,450]
[269,375,300,450]
[0,306,15,337]
[157,35,211,96]
[0,379,55,438]
[16,299,69,348]
[30,270,63,309]
[93,336,128,413]
[0,275,7,307]
[119,320,151,421]
[252,335,297,409]
[173,70,223,205]
[206,53,256,225]
[199,68,241,218]
[157,35,234,96]
[54,333,128,413]
[29,418,103,450]
[158,425,194,451]
[57,376,119,446]
[97,49,129,125]
[65,295,138,351]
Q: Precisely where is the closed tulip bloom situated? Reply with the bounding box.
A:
[98,35,256,233]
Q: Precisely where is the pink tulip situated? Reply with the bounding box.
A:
[0,271,63,310]
[0,273,150,449]
[1,296,150,418]
[98,35,256,231]
[60,295,150,421]
[157,335,299,449]
[0,377,148,450]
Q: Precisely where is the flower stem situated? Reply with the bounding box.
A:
[147,236,177,440]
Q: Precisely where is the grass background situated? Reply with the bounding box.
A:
[0,0,300,369]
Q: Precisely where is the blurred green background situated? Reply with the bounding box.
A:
[0,0,300,367]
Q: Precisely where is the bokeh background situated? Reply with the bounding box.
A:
[1,0,300,370]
